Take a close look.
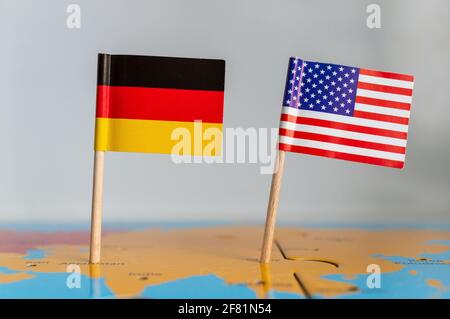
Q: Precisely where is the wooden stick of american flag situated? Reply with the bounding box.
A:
[260,57,414,263]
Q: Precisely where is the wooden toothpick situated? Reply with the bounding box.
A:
[89,150,105,264]
[260,150,286,264]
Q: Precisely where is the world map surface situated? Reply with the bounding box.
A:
[0,223,449,298]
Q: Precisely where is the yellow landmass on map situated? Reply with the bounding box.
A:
[0,226,449,298]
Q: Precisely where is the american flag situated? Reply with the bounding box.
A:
[279,57,414,168]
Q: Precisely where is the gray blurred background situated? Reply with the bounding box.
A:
[1,0,449,223]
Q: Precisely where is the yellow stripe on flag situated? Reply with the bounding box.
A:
[95,118,223,155]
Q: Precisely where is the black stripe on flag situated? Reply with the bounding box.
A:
[97,54,225,91]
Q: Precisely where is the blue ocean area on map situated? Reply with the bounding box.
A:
[141,274,257,298]
[321,240,450,298]
[0,264,114,298]
[24,249,47,260]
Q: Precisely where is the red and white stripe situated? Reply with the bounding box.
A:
[279,68,414,168]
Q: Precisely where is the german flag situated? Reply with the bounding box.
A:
[94,54,225,155]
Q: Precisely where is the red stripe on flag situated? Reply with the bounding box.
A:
[279,128,406,154]
[96,85,224,123]
[280,114,408,140]
[278,143,404,168]
[353,110,409,125]
[357,82,413,96]
[359,69,414,82]
[355,96,411,111]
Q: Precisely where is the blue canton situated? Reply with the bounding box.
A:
[283,57,360,117]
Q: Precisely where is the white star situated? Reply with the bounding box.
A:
[292,96,296,100]
[329,91,334,96]
[316,99,321,104]
[288,90,293,94]
[348,89,353,93]
[313,74,318,78]
[317,89,322,94]
[331,81,336,86]
[304,97,309,102]
[297,102,301,106]
[311,93,315,98]
[324,85,329,90]
[343,83,348,88]
[315,64,320,68]
[345,109,351,114]
[342,93,347,97]
[286,100,290,104]
[327,65,332,70]
[350,79,355,83]
[333,107,338,112]
[305,88,310,93]
[323,95,327,100]
[301,82,305,87]
[332,71,337,76]
[299,92,303,97]
[297,66,301,71]
[291,69,296,74]
[309,103,314,108]
[338,77,343,81]
[347,99,352,103]
[344,73,349,78]
[312,83,317,88]
[328,101,333,106]
[325,75,330,80]
[336,87,341,91]
[308,68,313,73]
[340,103,345,107]
[351,68,356,73]
[296,76,300,80]
[321,105,327,110]
[304,62,308,66]
[319,80,323,84]
[339,67,344,71]
[307,78,312,83]
[290,80,294,84]
[320,70,325,74]
[335,97,339,101]
[294,86,298,90]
